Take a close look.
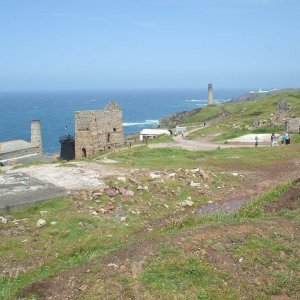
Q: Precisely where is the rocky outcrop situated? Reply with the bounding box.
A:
[159,108,202,128]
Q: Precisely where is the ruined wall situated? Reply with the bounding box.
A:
[0,146,39,160]
[287,117,300,133]
[75,101,125,158]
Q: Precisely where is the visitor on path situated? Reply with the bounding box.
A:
[271,133,276,147]
[285,131,290,145]
[255,136,258,147]
[281,134,285,145]
[203,122,206,127]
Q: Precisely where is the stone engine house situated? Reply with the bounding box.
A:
[75,101,125,158]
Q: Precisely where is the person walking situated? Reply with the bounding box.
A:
[255,136,258,147]
[271,133,276,147]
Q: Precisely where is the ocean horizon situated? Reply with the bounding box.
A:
[0,88,248,154]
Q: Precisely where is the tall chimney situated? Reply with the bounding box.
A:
[208,83,214,105]
[31,120,43,154]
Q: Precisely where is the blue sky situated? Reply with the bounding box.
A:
[0,0,299,90]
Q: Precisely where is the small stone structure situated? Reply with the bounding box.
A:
[208,83,214,105]
[0,120,43,166]
[75,101,125,158]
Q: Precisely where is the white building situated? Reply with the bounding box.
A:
[139,129,171,141]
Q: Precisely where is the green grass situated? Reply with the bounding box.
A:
[141,245,236,299]
[108,143,300,170]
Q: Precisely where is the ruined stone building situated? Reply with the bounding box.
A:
[0,120,43,166]
[75,101,125,158]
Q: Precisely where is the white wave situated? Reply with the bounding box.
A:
[123,120,159,127]
[185,99,204,102]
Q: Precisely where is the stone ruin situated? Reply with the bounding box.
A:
[253,99,300,132]
[75,101,125,158]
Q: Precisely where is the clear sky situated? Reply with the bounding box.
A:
[0,0,299,91]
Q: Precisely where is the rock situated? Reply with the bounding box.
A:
[168,173,176,178]
[150,172,161,179]
[107,263,118,268]
[0,216,8,224]
[119,188,134,197]
[94,200,101,204]
[91,211,99,216]
[50,221,57,225]
[137,185,144,190]
[120,217,127,222]
[40,211,48,216]
[238,258,244,263]
[36,219,46,228]
[199,169,210,180]
[98,208,107,214]
[79,285,88,291]
[117,176,127,182]
[129,177,139,185]
[190,181,201,187]
[231,173,239,176]
[179,200,194,207]
[164,204,169,208]
[104,188,119,197]
[92,192,103,197]
[191,168,200,173]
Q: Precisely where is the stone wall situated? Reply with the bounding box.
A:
[0,146,39,161]
[287,117,300,133]
[75,101,125,158]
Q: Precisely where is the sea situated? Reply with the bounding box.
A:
[0,88,247,155]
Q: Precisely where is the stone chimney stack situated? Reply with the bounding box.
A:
[31,120,43,154]
[208,83,214,105]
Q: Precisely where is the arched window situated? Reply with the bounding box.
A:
[113,127,117,132]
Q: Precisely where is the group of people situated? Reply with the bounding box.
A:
[255,131,291,147]
[270,131,290,146]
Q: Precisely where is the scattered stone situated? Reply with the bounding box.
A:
[150,172,161,179]
[40,211,48,216]
[0,216,8,224]
[129,177,139,185]
[50,221,57,225]
[94,200,101,204]
[120,217,127,222]
[91,211,99,217]
[191,168,200,173]
[107,263,118,268]
[199,169,210,180]
[79,285,88,291]
[238,258,244,263]
[21,239,28,243]
[36,219,46,228]
[93,192,103,197]
[117,176,127,182]
[231,172,239,176]
[98,208,107,214]
[168,173,176,178]
[179,200,194,207]
[164,204,169,208]
[119,188,134,197]
[190,181,201,187]
[104,188,119,197]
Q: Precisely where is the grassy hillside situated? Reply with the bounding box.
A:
[1,90,300,299]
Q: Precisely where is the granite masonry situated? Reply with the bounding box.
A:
[0,120,43,166]
[75,101,125,158]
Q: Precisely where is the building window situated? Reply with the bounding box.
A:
[113,127,117,132]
